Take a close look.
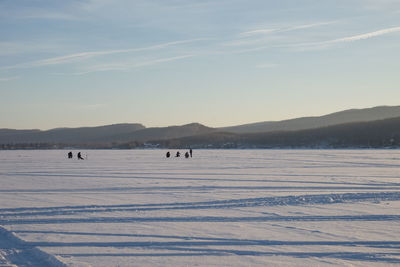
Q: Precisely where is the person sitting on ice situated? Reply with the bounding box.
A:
[68,151,73,159]
[77,152,84,160]
[166,151,171,158]
[185,152,190,158]
[175,151,180,157]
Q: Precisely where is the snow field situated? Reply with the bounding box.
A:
[0,149,400,266]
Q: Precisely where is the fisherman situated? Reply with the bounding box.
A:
[166,151,171,158]
[175,151,180,157]
[189,148,193,157]
[68,151,73,159]
[185,152,190,158]
[77,152,84,160]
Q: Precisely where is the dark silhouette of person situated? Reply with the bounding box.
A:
[77,152,84,160]
[175,151,180,157]
[189,149,193,158]
[166,151,171,158]
[185,152,189,158]
[68,151,73,159]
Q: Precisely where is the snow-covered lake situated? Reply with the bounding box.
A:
[0,149,400,266]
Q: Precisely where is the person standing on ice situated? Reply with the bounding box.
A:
[189,148,193,157]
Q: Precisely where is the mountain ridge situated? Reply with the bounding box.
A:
[2,105,400,147]
[219,105,400,133]
[0,122,214,145]
[0,123,145,144]
[152,116,400,149]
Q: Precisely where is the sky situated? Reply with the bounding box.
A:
[1,0,400,130]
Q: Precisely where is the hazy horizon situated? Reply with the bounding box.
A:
[1,1,400,129]
[1,104,398,131]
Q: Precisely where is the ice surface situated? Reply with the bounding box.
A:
[0,149,400,266]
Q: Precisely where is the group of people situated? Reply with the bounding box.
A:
[166,149,193,159]
[67,151,84,160]
[67,150,192,160]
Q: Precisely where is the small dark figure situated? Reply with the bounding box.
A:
[77,152,84,160]
[175,151,180,157]
[185,152,189,158]
[68,151,73,159]
[166,151,171,158]
[189,149,193,158]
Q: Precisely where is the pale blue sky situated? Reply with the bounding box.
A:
[1,0,400,129]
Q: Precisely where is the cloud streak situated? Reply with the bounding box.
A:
[0,76,19,82]
[239,22,336,37]
[326,26,400,44]
[58,55,194,75]
[0,39,204,70]
[223,24,400,53]
[288,26,400,50]
[224,22,336,47]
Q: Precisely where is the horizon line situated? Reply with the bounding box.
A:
[2,104,398,131]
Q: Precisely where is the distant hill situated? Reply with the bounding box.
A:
[3,105,400,149]
[0,123,215,146]
[113,123,215,142]
[220,106,400,133]
[154,116,400,149]
[0,123,145,144]
[0,129,41,138]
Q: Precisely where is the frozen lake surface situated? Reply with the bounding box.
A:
[0,149,400,266]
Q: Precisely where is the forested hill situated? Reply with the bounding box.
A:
[0,123,215,148]
[0,123,145,144]
[220,105,400,134]
[2,106,400,149]
[151,116,400,149]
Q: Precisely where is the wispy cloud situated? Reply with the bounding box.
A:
[225,22,336,47]
[16,11,83,21]
[239,28,277,37]
[223,24,400,53]
[0,39,204,70]
[239,22,336,37]
[58,55,194,75]
[201,46,273,56]
[326,26,400,43]
[288,26,400,50]
[0,76,19,82]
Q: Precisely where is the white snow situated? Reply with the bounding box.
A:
[0,149,400,266]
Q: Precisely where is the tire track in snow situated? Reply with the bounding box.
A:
[0,185,399,193]
[1,214,400,225]
[1,191,399,218]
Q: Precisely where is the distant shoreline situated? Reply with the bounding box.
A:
[1,147,399,151]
